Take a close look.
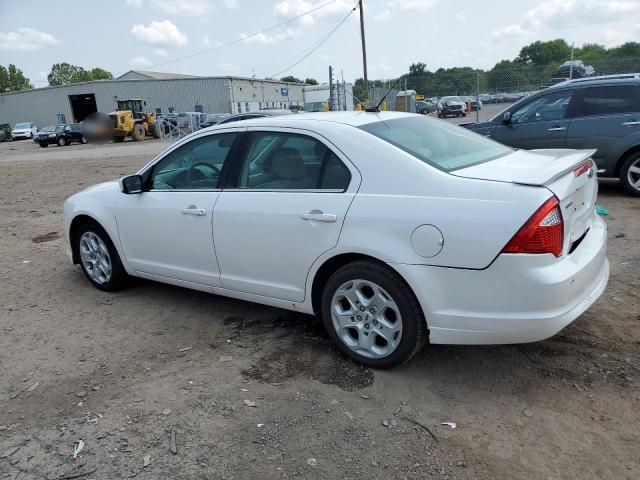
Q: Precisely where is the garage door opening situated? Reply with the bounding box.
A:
[69,94,98,123]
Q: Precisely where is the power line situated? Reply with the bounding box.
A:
[265,2,357,79]
[124,0,340,73]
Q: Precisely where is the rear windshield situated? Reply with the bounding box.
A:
[360,116,512,171]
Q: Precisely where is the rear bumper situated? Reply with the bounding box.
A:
[393,215,609,344]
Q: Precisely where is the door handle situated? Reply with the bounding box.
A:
[547,126,567,132]
[622,121,640,126]
[301,211,337,223]
[182,207,206,216]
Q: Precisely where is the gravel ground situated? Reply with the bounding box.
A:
[0,137,639,480]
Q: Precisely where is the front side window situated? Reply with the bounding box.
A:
[149,132,239,190]
[360,116,512,172]
[575,85,639,117]
[237,132,351,190]
[510,90,573,124]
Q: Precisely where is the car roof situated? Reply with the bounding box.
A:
[207,110,417,130]
[549,73,640,89]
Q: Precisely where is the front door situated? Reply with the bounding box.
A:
[116,130,241,286]
[213,129,359,302]
[492,88,576,150]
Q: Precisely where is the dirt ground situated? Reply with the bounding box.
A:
[0,137,639,480]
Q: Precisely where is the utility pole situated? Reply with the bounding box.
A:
[358,0,369,104]
[329,65,334,111]
[569,42,574,80]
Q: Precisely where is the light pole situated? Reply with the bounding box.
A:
[358,0,368,104]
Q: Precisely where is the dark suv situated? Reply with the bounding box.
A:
[37,124,87,147]
[465,74,640,196]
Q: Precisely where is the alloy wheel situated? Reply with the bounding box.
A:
[330,279,403,359]
[79,231,112,284]
[626,157,640,193]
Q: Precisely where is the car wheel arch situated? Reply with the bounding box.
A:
[309,252,417,318]
[614,144,640,177]
[69,215,107,264]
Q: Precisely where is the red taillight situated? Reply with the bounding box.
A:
[502,197,564,257]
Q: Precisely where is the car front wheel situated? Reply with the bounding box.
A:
[621,152,640,197]
[57,137,66,146]
[321,260,427,368]
[75,222,129,291]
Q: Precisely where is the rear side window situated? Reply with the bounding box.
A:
[237,132,351,190]
[575,85,639,116]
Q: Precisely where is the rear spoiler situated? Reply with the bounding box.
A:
[524,149,597,186]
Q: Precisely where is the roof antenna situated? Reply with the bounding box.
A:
[365,82,395,112]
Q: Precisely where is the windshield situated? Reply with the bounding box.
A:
[360,116,512,172]
[40,126,56,132]
[441,96,462,103]
[15,123,31,129]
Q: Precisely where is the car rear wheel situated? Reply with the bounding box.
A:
[75,221,129,291]
[81,136,88,144]
[57,137,66,146]
[321,260,427,368]
[621,152,640,197]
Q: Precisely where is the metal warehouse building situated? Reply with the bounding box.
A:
[0,70,304,128]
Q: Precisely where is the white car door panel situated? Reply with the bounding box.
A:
[213,191,354,300]
[213,128,360,302]
[116,192,221,286]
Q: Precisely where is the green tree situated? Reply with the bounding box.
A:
[304,77,318,85]
[516,39,571,65]
[0,64,33,91]
[409,62,427,75]
[48,63,113,86]
[280,75,303,83]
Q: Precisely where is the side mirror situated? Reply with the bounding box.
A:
[502,112,512,124]
[121,175,143,194]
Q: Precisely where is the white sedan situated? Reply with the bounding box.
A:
[63,112,609,368]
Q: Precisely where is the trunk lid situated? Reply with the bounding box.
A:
[453,148,598,255]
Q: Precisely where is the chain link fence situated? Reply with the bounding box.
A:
[363,56,640,121]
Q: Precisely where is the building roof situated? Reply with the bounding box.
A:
[117,70,202,80]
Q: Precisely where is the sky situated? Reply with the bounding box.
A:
[1,0,640,87]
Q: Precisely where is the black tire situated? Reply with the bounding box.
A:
[150,122,162,139]
[131,124,145,141]
[75,221,129,291]
[620,152,640,197]
[57,137,66,146]
[39,142,48,148]
[320,260,427,369]
[113,136,125,143]
[81,136,88,144]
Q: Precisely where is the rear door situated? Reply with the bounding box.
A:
[213,128,360,302]
[565,84,640,174]
[492,88,576,150]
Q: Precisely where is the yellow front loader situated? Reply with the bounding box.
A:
[108,99,162,142]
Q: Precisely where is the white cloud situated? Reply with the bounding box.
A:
[156,0,209,16]
[374,9,391,22]
[0,27,60,51]
[222,0,238,8]
[369,62,392,74]
[202,34,210,46]
[38,71,48,80]
[240,28,301,44]
[274,0,354,25]
[131,20,188,46]
[389,0,437,12]
[154,48,169,57]
[130,56,153,67]
[219,62,239,71]
[126,0,144,7]
[455,11,466,22]
[524,0,640,29]
[492,24,527,39]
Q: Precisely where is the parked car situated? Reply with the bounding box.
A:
[199,113,230,128]
[0,123,11,142]
[63,111,608,368]
[214,110,294,125]
[463,96,483,111]
[556,60,595,79]
[464,74,640,196]
[437,96,466,118]
[37,124,88,147]
[416,100,436,114]
[11,122,37,140]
